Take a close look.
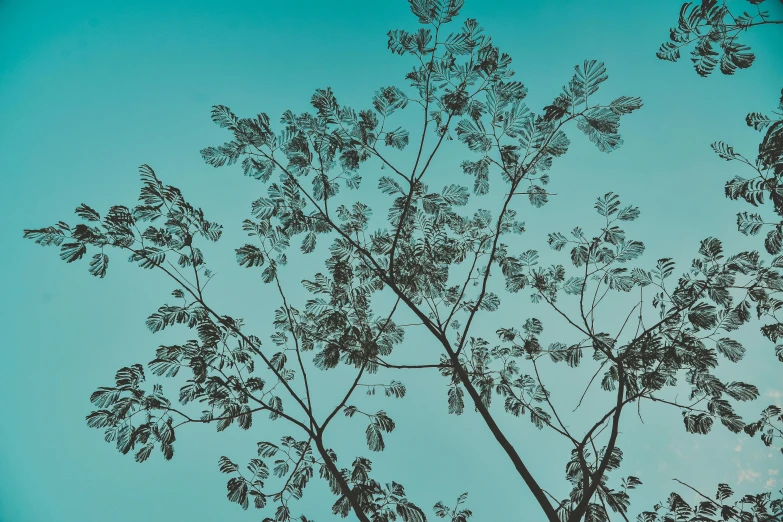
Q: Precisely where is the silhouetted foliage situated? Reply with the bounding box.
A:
[639,88,783,522]
[24,1,783,522]
[640,480,783,522]
[722,89,783,256]
[651,6,783,518]
[657,0,783,76]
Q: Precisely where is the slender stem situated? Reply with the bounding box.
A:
[273,273,314,428]
[569,366,627,522]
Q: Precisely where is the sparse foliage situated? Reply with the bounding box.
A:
[657,0,783,76]
[24,1,783,522]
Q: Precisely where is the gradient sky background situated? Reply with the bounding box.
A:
[2,1,783,521]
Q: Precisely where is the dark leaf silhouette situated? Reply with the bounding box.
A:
[22,2,783,522]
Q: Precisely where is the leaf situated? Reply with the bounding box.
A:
[692,40,718,77]
[604,268,634,292]
[653,258,675,280]
[720,43,755,75]
[75,203,100,221]
[88,253,109,278]
[59,242,86,263]
[115,364,145,388]
[444,31,471,55]
[149,358,180,378]
[724,382,759,402]
[85,410,113,428]
[736,212,764,236]
[574,60,608,99]
[683,412,713,434]
[529,407,550,429]
[725,176,766,206]
[385,381,406,398]
[563,277,583,295]
[243,157,275,181]
[257,441,279,458]
[519,250,539,268]
[268,396,283,420]
[247,493,265,510]
[479,293,500,311]
[715,338,745,363]
[211,105,239,130]
[23,225,68,246]
[746,112,772,131]
[657,37,683,61]
[219,456,239,474]
[135,444,154,463]
[716,483,733,502]
[236,245,265,268]
[300,232,316,254]
[201,141,244,168]
[90,387,121,408]
[719,413,745,433]
[616,205,640,221]
[311,87,340,121]
[762,323,783,343]
[585,503,608,522]
[462,157,490,195]
[226,477,249,510]
[699,237,724,261]
[615,241,645,263]
[688,302,718,330]
[631,268,653,287]
[609,96,643,115]
[456,119,490,152]
[262,262,277,284]
[160,442,174,460]
[595,192,621,217]
[409,0,437,24]
[604,490,630,514]
[527,186,549,208]
[548,232,568,251]
[762,405,782,419]
[270,352,287,371]
[448,386,464,415]
[273,459,290,478]
[442,184,470,207]
[577,116,623,153]
[623,476,642,490]
[397,501,427,522]
[384,128,410,149]
[366,423,385,451]
[131,248,165,269]
[274,505,290,522]
[388,29,415,55]
[711,141,738,161]
[765,226,783,255]
[237,405,253,430]
[374,411,395,432]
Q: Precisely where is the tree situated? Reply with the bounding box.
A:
[657,0,783,76]
[23,1,783,521]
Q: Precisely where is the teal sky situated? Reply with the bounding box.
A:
[2,1,783,521]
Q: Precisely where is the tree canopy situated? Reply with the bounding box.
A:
[23,1,783,521]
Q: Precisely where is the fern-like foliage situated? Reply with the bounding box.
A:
[657,0,782,76]
[22,2,783,522]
